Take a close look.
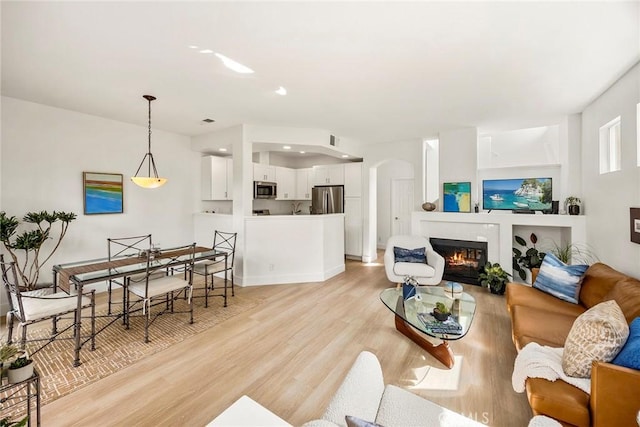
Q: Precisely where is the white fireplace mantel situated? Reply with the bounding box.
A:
[411,212,587,275]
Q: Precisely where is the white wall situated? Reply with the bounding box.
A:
[478,125,560,169]
[1,96,199,279]
[376,159,414,248]
[360,139,424,262]
[581,63,640,276]
[439,128,478,210]
[424,139,439,203]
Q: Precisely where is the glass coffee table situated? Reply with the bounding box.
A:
[380,284,476,369]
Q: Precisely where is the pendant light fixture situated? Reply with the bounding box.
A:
[131,95,167,188]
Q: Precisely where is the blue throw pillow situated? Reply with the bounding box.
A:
[612,317,640,369]
[346,415,385,427]
[532,252,588,304]
[393,246,426,263]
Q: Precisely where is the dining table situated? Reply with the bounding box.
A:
[52,245,227,367]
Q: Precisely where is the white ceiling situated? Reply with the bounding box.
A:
[2,1,639,145]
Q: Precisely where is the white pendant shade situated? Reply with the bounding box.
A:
[131,176,168,189]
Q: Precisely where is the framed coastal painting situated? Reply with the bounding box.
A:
[443,182,471,213]
[631,208,640,244]
[83,172,124,215]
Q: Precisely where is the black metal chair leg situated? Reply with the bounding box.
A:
[204,268,209,308]
[223,275,228,308]
[6,312,14,343]
[90,290,96,351]
[20,325,27,350]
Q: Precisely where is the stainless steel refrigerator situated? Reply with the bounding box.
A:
[311,185,344,214]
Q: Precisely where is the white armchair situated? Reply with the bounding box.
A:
[384,235,445,286]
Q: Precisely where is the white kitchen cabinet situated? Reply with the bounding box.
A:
[344,163,362,197]
[313,164,344,186]
[254,163,276,182]
[275,166,296,200]
[202,156,232,200]
[344,196,363,258]
[295,168,313,200]
[226,159,233,199]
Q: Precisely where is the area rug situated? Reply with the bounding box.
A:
[5,287,262,407]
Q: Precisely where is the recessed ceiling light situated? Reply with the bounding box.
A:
[299,151,306,154]
[214,53,254,74]
[341,154,349,158]
[200,49,214,54]
[283,146,291,150]
[202,118,215,123]
[219,148,227,152]
[275,86,287,96]
[188,45,199,49]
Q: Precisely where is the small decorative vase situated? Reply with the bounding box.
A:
[421,202,436,212]
[568,205,580,215]
[8,361,34,384]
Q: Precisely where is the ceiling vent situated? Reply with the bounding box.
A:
[330,135,338,147]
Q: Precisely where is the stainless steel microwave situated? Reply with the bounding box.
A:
[254,181,277,199]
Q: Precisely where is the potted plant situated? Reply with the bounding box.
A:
[478,262,512,295]
[513,233,546,282]
[0,416,28,427]
[0,342,20,378]
[549,241,597,265]
[7,355,34,384]
[0,210,76,291]
[433,302,450,321]
[565,196,581,216]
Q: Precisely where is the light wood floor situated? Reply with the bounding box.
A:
[39,257,532,426]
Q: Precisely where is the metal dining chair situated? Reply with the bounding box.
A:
[107,234,156,315]
[124,243,196,343]
[1,254,95,358]
[192,231,237,308]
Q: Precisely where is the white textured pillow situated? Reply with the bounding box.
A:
[562,300,629,378]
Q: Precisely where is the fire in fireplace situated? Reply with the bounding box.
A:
[430,238,488,285]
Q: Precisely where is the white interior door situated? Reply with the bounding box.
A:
[391,179,414,236]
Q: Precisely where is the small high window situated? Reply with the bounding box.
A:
[599,116,621,174]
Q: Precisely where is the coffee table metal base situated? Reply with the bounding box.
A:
[394,314,455,369]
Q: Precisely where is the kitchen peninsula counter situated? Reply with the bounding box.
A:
[194,213,345,286]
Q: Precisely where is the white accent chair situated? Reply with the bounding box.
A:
[384,235,445,285]
[302,351,485,427]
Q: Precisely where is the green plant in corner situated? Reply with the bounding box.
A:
[0,210,76,291]
[0,342,19,364]
[0,416,28,427]
[549,241,598,265]
[478,262,512,295]
[512,233,546,281]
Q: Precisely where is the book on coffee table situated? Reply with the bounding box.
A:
[417,312,463,335]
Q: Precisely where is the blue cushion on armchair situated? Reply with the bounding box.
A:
[393,247,427,264]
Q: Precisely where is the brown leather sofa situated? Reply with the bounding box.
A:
[506,263,640,427]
